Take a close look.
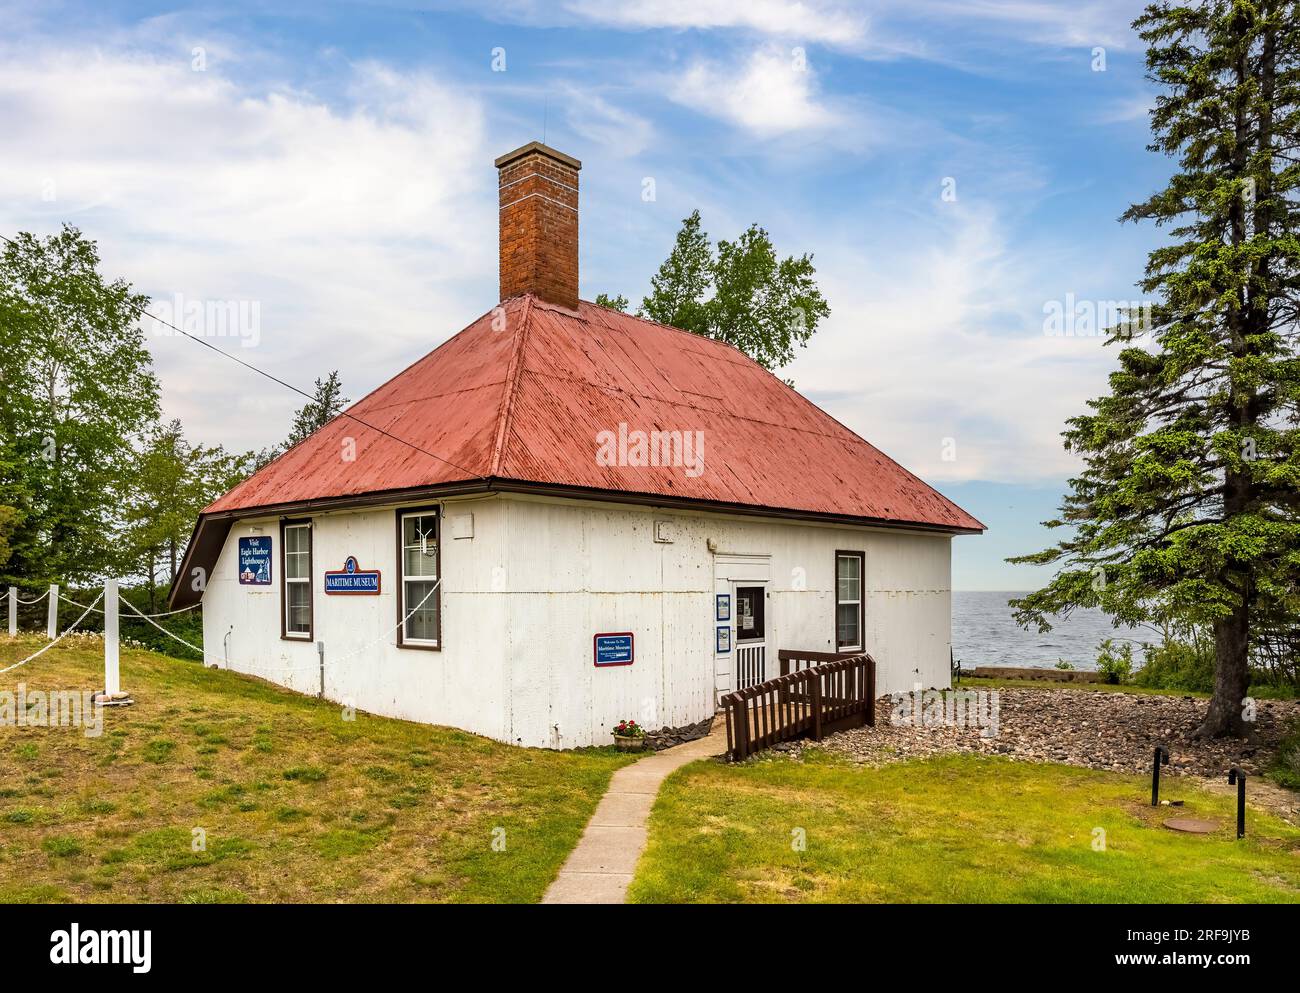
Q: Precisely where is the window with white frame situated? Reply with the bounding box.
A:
[282,521,312,639]
[399,508,439,647]
[835,551,864,651]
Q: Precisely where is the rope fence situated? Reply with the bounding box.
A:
[0,592,106,676]
[3,577,443,698]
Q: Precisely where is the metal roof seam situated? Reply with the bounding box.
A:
[511,365,883,442]
[489,294,532,476]
[353,380,509,416]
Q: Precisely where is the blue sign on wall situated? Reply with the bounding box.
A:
[324,556,382,595]
[238,536,272,585]
[593,632,634,667]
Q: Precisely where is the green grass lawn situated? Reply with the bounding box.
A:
[0,634,634,903]
[629,751,1300,903]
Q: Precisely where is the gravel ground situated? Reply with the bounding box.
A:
[778,687,1300,779]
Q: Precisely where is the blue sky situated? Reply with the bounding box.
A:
[0,0,1169,589]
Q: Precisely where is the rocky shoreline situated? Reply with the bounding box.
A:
[776,686,1300,779]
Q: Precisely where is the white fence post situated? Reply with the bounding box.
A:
[7,587,15,637]
[104,579,120,697]
[47,584,58,639]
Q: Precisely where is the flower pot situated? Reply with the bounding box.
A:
[613,734,645,752]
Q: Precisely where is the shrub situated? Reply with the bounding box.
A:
[1271,720,1300,790]
[1095,639,1134,685]
[1132,639,1215,693]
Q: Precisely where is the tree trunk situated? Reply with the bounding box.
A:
[1197,597,1251,738]
[1194,36,1262,742]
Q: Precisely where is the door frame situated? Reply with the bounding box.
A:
[712,553,771,707]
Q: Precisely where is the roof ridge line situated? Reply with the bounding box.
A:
[556,296,756,361]
[514,364,869,443]
[490,294,533,475]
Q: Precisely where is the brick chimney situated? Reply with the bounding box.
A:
[496,142,581,310]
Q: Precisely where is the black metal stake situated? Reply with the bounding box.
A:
[1227,767,1246,839]
[1151,744,1170,806]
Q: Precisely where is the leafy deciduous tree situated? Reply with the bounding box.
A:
[125,419,256,608]
[0,225,160,585]
[638,210,830,371]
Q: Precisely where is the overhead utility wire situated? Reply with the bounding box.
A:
[0,233,487,482]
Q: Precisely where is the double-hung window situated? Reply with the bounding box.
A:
[281,520,313,640]
[397,508,440,648]
[835,551,864,652]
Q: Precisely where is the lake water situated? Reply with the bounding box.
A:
[952,591,1149,670]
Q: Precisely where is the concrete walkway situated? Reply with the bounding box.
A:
[542,723,726,904]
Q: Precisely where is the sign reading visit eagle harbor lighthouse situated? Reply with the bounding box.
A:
[237,536,272,585]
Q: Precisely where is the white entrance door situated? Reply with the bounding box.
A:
[732,583,768,691]
[712,553,771,708]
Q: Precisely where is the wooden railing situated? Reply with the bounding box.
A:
[721,653,876,762]
[778,648,859,675]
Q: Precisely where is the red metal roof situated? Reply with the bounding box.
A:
[204,295,984,532]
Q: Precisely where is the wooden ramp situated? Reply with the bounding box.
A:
[722,652,875,762]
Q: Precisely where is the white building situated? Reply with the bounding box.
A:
[172,143,984,749]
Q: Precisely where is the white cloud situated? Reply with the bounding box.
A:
[564,0,867,46]
[1093,92,1152,124]
[561,86,654,156]
[0,45,492,454]
[668,45,842,137]
[919,0,1145,50]
[791,201,1118,485]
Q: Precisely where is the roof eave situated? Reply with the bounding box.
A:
[173,476,983,607]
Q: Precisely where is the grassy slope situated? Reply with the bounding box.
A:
[0,634,634,904]
[629,752,1300,904]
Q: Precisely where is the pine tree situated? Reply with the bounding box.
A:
[1011,1,1300,737]
[285,371,348,450]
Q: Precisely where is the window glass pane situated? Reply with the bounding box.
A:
[735,586,765,641]
[404,544,437,578]
[286,525,303,554]
[287,582,310,634]
[837,555,860,601]
[403,514,436,548]
[837,602,859,647]
[404,580,439,641]
[285,551,306,580]
[402,514,437,578]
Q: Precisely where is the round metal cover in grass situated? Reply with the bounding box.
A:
[1163,817,1221,834]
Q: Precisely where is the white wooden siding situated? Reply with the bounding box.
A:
[202,492,954,749]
